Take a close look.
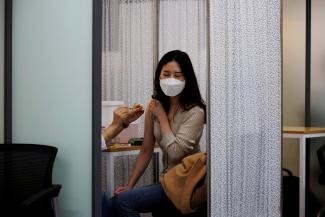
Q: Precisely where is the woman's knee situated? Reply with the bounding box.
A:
[103,192,137,217]
[114,192,134,209]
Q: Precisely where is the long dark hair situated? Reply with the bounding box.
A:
[153,50,206,119]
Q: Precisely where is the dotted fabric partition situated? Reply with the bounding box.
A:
[209,1,281,216]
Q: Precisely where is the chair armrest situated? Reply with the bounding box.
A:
[317,145,325,173]
[319,175,325,185]
[20,184,62,208]
[317,144,325,185]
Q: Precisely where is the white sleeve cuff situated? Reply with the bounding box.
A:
[101,135,107,149]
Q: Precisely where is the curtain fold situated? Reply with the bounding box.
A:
[159,0,206,100]
[102,0,154,137]
[102,0,207,144]
[209,0,281,216]
[159,0,207,151]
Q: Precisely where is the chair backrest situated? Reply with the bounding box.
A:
[317,144,325,184]
[0,144,58,206]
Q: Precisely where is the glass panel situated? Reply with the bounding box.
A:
[282,0,305,215]
[282,0,305,176]
[310,0,325,208]
[11,1,92,217]
[101,1,209,216]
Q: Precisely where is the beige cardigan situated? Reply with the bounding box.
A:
[160,152,207,214]
[154,106,205,173]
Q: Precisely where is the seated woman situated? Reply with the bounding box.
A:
[104,50,206,217]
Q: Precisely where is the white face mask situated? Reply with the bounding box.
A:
[159,78,186,96]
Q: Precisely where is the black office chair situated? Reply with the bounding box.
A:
[317,144,325,185]
[0,144,62,217]
[317,144,325,217]
[183,203,207,217]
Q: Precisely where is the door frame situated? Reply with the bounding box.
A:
[92,0,102,216]
[4,0,12,144]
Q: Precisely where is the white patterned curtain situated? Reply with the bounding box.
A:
[159,0,207,151]
[102,0,154,137]
[209,1,281,216]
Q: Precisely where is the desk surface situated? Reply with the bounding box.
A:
[283,127,325,134]
[102,144,160,152]
[104,128,325,151]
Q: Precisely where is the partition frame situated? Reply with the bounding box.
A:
[96,0,211,215]
[304,0,311,215]
[4,0,12,144]
[206,0,211,215]
[92,0,102,216]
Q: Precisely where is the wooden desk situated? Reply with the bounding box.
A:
[102,143,160,152]
[283,127,325,217]
[102,144,162,196]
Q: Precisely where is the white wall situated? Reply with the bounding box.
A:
[0,0,4,143]
[12,1,92,217]
[282,0,306,176]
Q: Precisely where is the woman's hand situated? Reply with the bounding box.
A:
[114,185,131,196]
[146,100,156,114]
[149,99,171,136]
[151,100,168,122]
[145,99,166,120]
[144,100,156,121]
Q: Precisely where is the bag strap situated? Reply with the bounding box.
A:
[282,168,293,176]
